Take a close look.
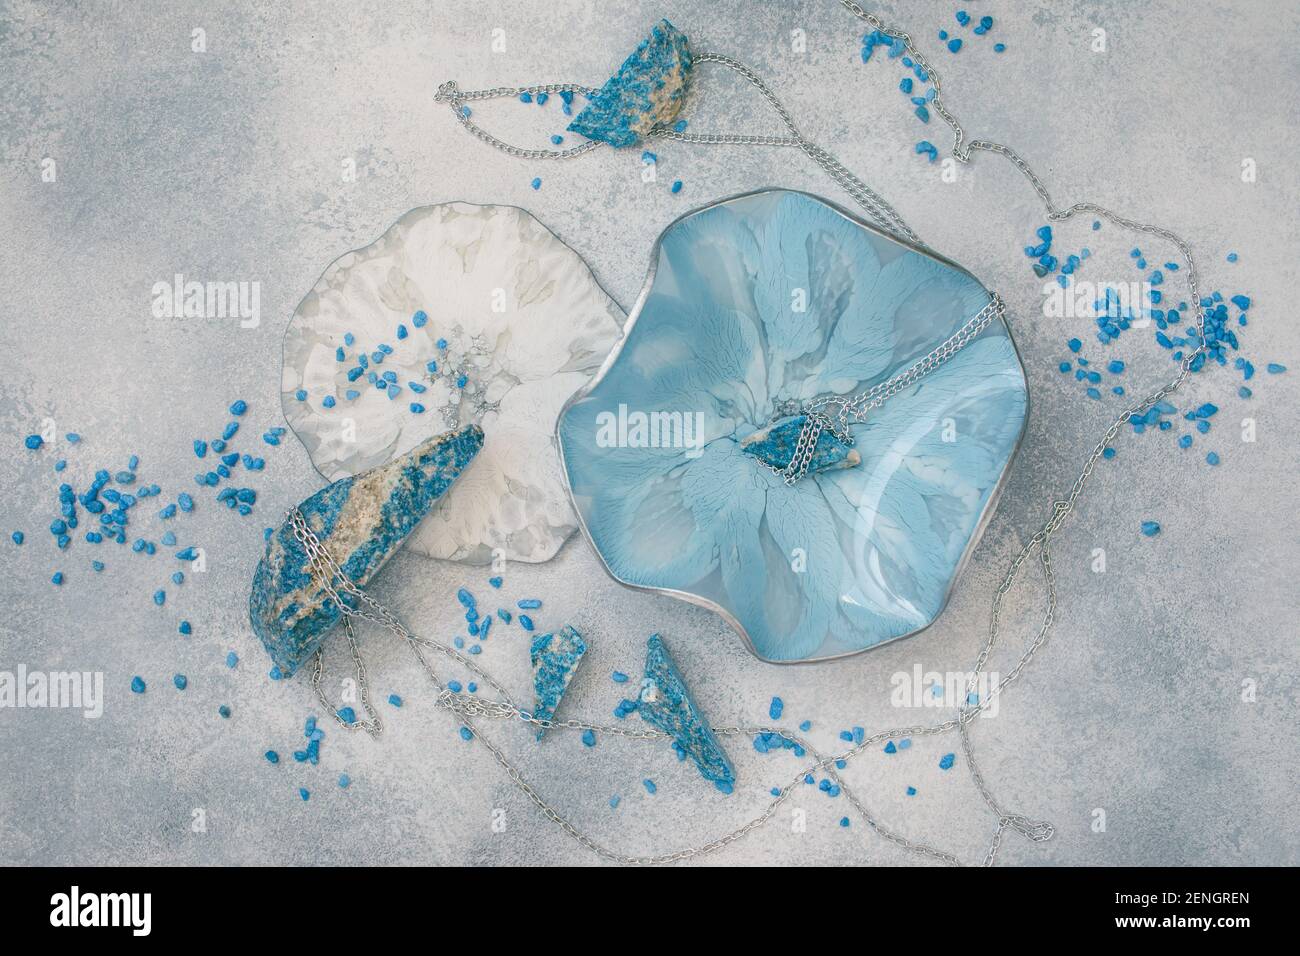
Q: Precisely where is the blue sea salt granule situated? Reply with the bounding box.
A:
[939,752,956,770]
[568,20,692,148]
[249,425,482,677]
[173,674,187,690]
[130,676,146,693]
[530,625,587,739]
[768,696,784,720]
[635,634,735,792]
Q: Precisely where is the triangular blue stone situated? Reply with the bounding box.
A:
[249,424,482,677]
[637,634,735,791]
[530,625,587,739]
[567,19,692,148]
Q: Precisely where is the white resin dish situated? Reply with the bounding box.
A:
[281,202,624,564]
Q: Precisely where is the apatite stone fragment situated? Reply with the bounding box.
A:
[567,19,692,148]
[530,625,587,738]
[637,634,735,791]
[740,415,861,475]
[249,424,483,677]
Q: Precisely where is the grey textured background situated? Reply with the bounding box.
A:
[1,0,1296,866]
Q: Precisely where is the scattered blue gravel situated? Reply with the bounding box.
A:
[265,750,279,764]
[459,726,473,741]
[173,674,187,690]
[938,753,956,770]
[530,177,542,190]
[671,180,683,194]
[1140,520,1161,537]
[11,532,22,545]
[1206,452,1220,466]
[581,729,597,747]
[388,693,402,707]
[839,816,851,827]
[24,434,43,450]
[130,676,146,693]
[225,651,238,668]
[768,696,784,720]
[299,788,310,802]
[178,620,192,635]
[642,779,657,795]
[611,671,629,683]
[338,774,351,789]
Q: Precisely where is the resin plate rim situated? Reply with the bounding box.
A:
[554,187,1032,666]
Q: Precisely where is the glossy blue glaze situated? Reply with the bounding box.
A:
[249,424,482,676]
[530,625,587,738]
[637,634,734,791]
[557,190,1028,662]
[567,19,692,148]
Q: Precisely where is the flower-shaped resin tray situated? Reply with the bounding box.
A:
[557,189,1028,663]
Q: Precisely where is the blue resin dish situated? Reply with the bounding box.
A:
[556,189,1029,663]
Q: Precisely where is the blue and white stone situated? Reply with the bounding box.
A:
[637,634,734,792]
[249,424,483,677]
[567,19,692,148]
[529,624,587,738]
[557,190,1029,662]
[281,202,623,565]
[740,414,861,476]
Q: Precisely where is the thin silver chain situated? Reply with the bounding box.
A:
[343,0,1218,865]
[768,295,1004,484]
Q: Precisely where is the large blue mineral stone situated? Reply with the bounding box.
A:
[637,634,735,792]
[530,624,587,738]
[567,19,692,148]
[740,414,861,476]
[249,424,482,677]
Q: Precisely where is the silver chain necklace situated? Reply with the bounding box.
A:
[310,0,1213,866]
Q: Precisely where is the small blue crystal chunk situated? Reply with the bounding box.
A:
[740,415,861,476]
[637,634,734,791]
[568,19,692,148]
[530,624,587,738]
[249,425,483,677]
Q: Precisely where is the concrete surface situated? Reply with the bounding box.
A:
[0,0,1296,866]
